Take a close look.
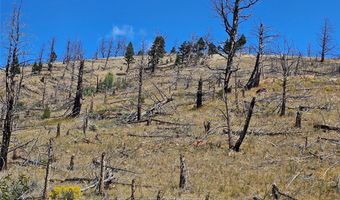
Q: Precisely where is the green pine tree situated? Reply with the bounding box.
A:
[208,43,218,56]
[223,34,247,54]
[178,41,192,63]
[170,47,177,54]
[148,36,166,73]
[195,37,206,56]
[124,42,134,73]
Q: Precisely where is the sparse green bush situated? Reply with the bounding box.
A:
[15,101,25,110]
[98,72,114,91]
[0,174,31,200]
[89,124,97,132]
[42,106,51,119]
[83,86,96,96]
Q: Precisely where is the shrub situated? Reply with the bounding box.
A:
[0,174,31,200]
[49,185,81,200]
[83,86,96,96]
[42,106,51,119]
[115,77,129,90]
[98,72,114,91]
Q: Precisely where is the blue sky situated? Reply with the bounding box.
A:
[1,0,339,63]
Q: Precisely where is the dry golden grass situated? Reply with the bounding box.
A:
[0,55,339,199]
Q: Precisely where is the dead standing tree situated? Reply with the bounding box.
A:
[277,42,296,116]
[103,37,113,70]
[319,18,335,63]
[212,0,260,149]
[99,37,106,58]
[70,59,85,117]
[137,40,146,121]
[245,23,272,90]
[0,5,25,171]
[47,37,57,72]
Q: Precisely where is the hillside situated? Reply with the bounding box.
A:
[0,54,339,199]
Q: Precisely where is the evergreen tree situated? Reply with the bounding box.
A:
[208,43,218,56]
[148,36,166,73]
[195,37,206,56]
[125,42,134,73]
[32,62,39,74]
[178,41,192,63]
[137,50,144,56]
[223,34,247,54]
[170,47,177,54]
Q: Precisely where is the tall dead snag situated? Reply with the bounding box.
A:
[196,77,203,108]
[70,59,84,118]
[43,139,53,200]
[233,97,256,152]
[280,55,288,116]
[1,5,24,171]
[212,0,259,148]
[98,152,106,195]
[275,41,296,117]
[319,18,334,63]
[103,37,113,70]
[99,38,106,58]
[245,23,265,90]
[137,40,146,121]
[48,37,57,72]
[179,154,187,189]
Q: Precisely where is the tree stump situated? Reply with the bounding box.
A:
[179,154,187,189]
[295,110,302,128]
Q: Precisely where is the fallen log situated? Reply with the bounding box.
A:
[92,159,140,174]
[314,124,340,132]
[127,97,174,122]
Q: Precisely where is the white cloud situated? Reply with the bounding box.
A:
[111,25,134,39]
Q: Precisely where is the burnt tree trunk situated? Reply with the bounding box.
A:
[137,61,144,121]
[295,110,302,128]
[43,139,53,200]
[98,152,105,195]
[280,68,287,116]
[245,23,264,90]
[70,60,84,117]
[233,97,256,152]
[179,154,187,189]
[130,179,136,200]
[1,6,21,171]
[196,77,203,108]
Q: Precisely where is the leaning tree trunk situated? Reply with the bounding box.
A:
[233,97,256,152]
[70,60,84,117]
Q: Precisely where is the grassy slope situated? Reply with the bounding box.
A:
[0,54,339,199]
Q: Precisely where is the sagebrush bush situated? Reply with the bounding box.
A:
[42,106,51,119]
